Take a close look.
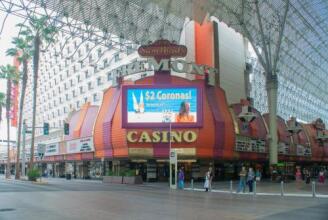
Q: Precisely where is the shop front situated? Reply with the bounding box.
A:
[93,40,236,181]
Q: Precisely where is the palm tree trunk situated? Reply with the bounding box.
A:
[15,59,28,179]
[6,78,12,179]
[29,34,40,169]
[0,105,2,123]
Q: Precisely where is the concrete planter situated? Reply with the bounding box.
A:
[123,176,143,184]
[103,176,123,184]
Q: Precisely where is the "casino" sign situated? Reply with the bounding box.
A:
[127,130,197,143]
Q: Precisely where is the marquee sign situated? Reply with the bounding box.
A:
[67,137,94,154]
[110,39,217,86]
[127,130,198,143]
[138,39,187,58]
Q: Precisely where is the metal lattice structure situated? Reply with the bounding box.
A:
[0,0,327,126]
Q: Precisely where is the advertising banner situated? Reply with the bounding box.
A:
[67,137,94,154]
[122,85,203,128]
[45,143,59,156]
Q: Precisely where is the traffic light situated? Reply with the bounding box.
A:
[43,122,49,135]
[64,123,69,135]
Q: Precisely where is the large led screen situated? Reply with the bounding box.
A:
[122,85,203,128]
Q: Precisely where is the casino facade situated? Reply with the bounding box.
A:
[33,38,328,181]
[2,20,327,181]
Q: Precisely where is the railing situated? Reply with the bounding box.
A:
[184,179,328,198]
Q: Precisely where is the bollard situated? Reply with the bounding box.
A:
[312,181,316,198]
[230,180,233,193]
[280,181,284,197]
[191,178,194,190]
[253,181,256,196]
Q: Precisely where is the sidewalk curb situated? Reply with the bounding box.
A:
[184,188,328,198]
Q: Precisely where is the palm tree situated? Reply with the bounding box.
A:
[6,28,33,179]
[0,92,5,124]
[0,65,19,179]
[20,15,58,169]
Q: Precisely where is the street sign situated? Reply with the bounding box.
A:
[170,150,177,164]
[37,144,46,159]
[169,149,177,189]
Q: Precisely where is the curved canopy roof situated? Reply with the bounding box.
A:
[1,0,327,123]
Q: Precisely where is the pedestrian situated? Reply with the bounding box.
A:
[178,167,185,189]
[295,167,302,181]
[204,170,210,192]
[304,169,311,184]
[208,167,213,191]
[247,167,255,192]
[319,170,325,183]
[255,168,261,182]
[237,166,247,193]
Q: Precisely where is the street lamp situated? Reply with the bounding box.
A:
[167,117,177,189]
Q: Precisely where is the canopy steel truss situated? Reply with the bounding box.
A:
[1,0,328,163]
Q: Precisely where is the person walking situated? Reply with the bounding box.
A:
[255,168,261,182]
[208,167,213,191]
[319,170,325,183]
[204,170,211,192]
[304,169,311,184]
[178,167,185,189]
[237,166,247,193]
[247,167,255,192]
[295,167,302,181]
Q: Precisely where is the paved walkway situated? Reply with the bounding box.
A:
[0,178,327,220]
[2,175,328,197]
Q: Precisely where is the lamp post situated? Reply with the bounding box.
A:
[168,118,177,189]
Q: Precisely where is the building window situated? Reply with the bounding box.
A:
[97,77,102,86]
[85,70,89,79]
[103,59,108,68]
[97,48,102,58]
[88,82,92,90]
[127,45,133,55]
[93,93,98,102]
[107,72,112,81]
[79,86,84,94]
[114,53,119,62]
[76,101,80,108]
[84,97,88,103]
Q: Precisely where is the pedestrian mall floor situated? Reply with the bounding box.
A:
[0,176,327,220]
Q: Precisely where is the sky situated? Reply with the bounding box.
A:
[0,11,23,145]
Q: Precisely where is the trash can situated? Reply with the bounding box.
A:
[66,174,71,180]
